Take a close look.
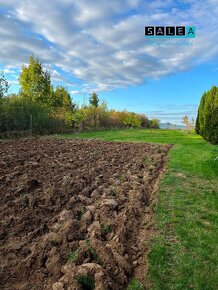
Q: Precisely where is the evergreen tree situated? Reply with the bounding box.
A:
[89,92,99,129]
[203,86,218,143]
[196,86,218,144]
[195,109,200,134]
[89,92,99,108]
[198,92,206,137]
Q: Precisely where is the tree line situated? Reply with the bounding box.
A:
[0,56,160,137]
[195,85,218,144]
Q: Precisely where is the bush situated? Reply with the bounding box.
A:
[149,118,160,129]
[0,95,70,137]
[196,86,218,144]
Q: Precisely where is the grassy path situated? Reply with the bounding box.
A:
[58,129,218,289]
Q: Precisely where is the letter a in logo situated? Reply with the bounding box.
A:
[188,28,194,34]
[186,26,196,38]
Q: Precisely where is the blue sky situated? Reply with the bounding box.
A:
[0,0,218,124]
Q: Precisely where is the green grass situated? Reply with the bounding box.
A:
[85,239,102,264]
[102,224,112,235]
[127,278,145,290]
[57,129,218,289]
[68,249,79,262]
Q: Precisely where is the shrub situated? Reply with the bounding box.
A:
[0,95,70,137]
[196,86,218,144]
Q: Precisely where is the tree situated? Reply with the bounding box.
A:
[19,56,51,107]
[89,92,99,108]
[201,86,218,144]
[121,111,141,128]
[51,85,74,112]
[182,115,189,128]
[149,118,160,129]
[198,92,206,136]
[196,87,218,144]
[88,92,99,129]
[137,114,149,128]
[195,109,200,134]
[181,115,194,133]
[0,72,9,99]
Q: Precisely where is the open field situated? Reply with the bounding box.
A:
[57,129,218,289]
[0,138,171,290]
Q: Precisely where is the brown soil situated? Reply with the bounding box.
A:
[0,138,171,290]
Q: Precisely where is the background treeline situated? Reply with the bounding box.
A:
[195,85,218,144]
[0,56,159,138]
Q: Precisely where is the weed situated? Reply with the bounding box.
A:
[85,239,102,264]
[119,174,125,182]
[110,186,117,196]
[143,157,154,165]
[78,207,86,220]
[102,224,111,235]
[68,249,79,262]
[77,274,95,290]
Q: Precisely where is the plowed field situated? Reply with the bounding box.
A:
[0,138,171,290]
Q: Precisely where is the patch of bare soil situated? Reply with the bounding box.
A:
[0,138,171,290]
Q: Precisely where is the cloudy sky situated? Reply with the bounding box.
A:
[1,0,218,124]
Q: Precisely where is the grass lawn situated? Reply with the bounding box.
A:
[57,129,218,290]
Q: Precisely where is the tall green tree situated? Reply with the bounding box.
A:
[0,72,9,99]
[196,86,218,144]
[19,56,51,107]
[195,109,200,134]
[89,92,99,108]
[198,92,206,136]
[203,86,218,143]
[51,85,74,111]
[89,92,99,128]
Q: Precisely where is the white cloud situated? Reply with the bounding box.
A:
[70,90,80,95]
[0,0,218,92]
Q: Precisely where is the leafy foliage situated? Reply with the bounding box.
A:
[50,85,74,112]
[149,118,160,129]
[89,92,99,108]
[195,109,200,134]
[121,111,141,128]
[0,95,68,137]
[196,86,218,144]
[19,56,51,107]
